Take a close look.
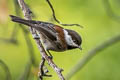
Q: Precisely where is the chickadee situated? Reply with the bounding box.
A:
[10,15,82,58]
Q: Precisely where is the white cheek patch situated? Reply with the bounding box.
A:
[63,29,78,47]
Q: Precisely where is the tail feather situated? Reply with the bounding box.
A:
[9,15,32,26]
[10,15,58,40]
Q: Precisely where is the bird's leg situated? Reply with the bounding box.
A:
[47,50,53,59]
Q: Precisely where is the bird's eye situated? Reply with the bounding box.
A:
[73,40,77,43]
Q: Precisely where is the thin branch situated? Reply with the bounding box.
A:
[38,58,45,80]
[38,57,52,80]
[0,60,12,80]
[20,24,37,66]
[37,39,64,80]
[18,61,32,80]
[0,0,21,45]
[12,0,38,79]
[9,24,19,44]
[14,0,37,66]
[66,34,120,80]
[103,0,120,22]
[0,0,22,45]
[0,24,19,45]
[46,0,83,28]
[17,0,65,80]
[13,1,38,79]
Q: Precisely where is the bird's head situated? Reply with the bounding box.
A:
[64,29,82,50]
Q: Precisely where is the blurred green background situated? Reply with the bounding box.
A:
[0,0,120,80]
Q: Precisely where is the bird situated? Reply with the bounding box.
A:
[10,15,82,58]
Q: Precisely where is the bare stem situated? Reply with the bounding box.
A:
[66,34,120,79]
[17,0,65,80]
[103,0,120,22]
[0,60,12,80]
[18,61,32,80]
[46,0,83,28]
[39,58,45,80]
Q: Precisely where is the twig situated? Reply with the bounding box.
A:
[13,1,36,79]
[66,34,120,79]
[46,0,83,28]
[9,24,19,44]
[37,39,64,80]
[0,0,21,45]
[0,60,12,80]
[39,57,52,80]
[0,24,18,45]
[14,0,37,66]
[39,58,45,80]
[103,0,120,22]
[20,24,37,66]
[18,61,32,80]
[17,0,65,80]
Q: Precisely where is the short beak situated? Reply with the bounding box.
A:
[79,46,82,50]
